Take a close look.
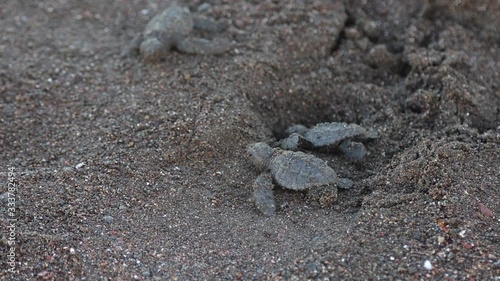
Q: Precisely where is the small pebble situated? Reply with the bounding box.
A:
[447,252,455,260]
[363,21,379,39]
[280,269,292,278]
[0,192,9,203]
[344,27,361,40]
[197,3,212,13]
[355,37,369,51]
[408,266,418,274]
[367,44,400,71]
[305,261,322,278]
[62,166,73,172]
[103,215,114,224]
[438,236,445,244]
[423,260,433,270]
[75,162,85,169]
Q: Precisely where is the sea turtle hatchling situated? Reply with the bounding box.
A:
[280,122,378,161]
[129,5,231,61]
[247,142,353,216]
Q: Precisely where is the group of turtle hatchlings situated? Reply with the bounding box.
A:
[247,122,378,216]
[130,6,379,216]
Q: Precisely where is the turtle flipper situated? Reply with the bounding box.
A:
[279,133,311,151]
[252,173,276,216]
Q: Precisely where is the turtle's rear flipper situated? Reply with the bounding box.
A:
[252,173,276,216]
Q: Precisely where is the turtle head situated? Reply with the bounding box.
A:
[247,142,274,171]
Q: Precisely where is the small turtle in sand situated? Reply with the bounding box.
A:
[129,5,231,61]
[280,122,378,161]
[247,142,353,216]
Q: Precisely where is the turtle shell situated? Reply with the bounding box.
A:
[303,122,368,148]
[144,6,193,38]
[269,151,338,190]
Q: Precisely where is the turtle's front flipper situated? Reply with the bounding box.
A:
[252,173,276,216]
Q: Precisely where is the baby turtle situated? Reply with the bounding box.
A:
[129,5,231,61]
[280,122,378,161]
[247,142,353,216]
